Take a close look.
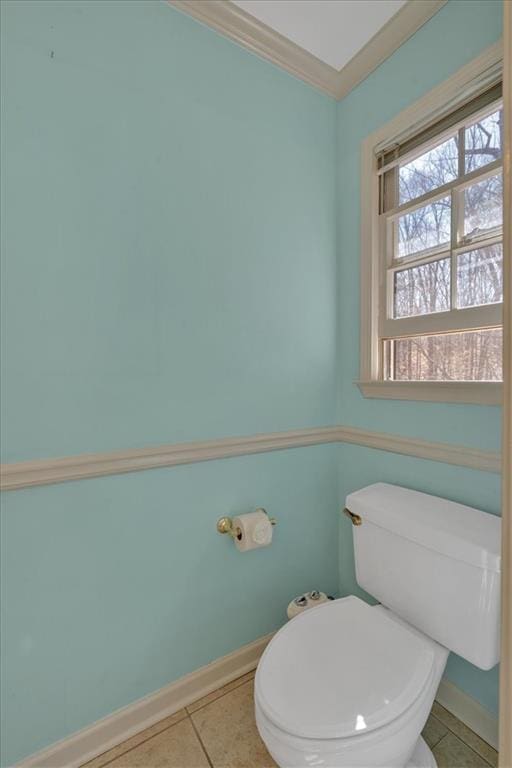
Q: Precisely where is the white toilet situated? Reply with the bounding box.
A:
[255,483,501,768]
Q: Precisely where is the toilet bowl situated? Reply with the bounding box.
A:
[254,483,501,768]
[255,597,448,768]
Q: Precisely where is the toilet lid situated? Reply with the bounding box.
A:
[255,596,435,740]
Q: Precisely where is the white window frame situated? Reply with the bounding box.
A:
[358,42,503,406]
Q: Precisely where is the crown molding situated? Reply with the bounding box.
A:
[168,0,340,97]
[167,0,448,101]
[334,0,448,100]
[0,425,500,491]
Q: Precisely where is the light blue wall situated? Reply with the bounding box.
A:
[335,0,503,718]
[0,1,338,764]
[1,0,504,764]
[336,0,503,449]
[0,0,337,463]
[1,446,339,764]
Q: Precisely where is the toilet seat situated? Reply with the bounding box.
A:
[255,596,436,741]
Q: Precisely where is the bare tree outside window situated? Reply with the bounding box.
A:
[381,104,503,382]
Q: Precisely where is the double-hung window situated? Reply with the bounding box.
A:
[359,55,503,405]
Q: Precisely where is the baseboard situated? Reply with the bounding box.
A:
[15,636,499,766]
[16,633,273,768]
[435,678,499,750]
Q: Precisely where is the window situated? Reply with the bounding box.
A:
[359,50,503,405]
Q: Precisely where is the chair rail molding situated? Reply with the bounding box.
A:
[167,0,447,100]
[0,425,501,491]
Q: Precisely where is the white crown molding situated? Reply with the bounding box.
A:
[0,425,500,491]
[333,0,448,100]
[167,0,448,100]
[16,632,273,768]
[168,0,340,97]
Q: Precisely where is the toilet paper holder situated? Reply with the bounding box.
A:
[217,509,276,540]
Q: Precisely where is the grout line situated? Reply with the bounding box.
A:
[83,677,494,768]
[82,672,256,768]
[188,715,214,768]
[186,671,256,715]
[434,704,497,758]
[434,727,496,767]
[80,712,189,768]
[425,714,447,750]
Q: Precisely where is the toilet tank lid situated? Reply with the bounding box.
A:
[346,483,501,573]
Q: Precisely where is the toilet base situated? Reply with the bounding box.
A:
[407,737,437,768]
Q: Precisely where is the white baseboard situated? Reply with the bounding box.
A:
[17,633,273,768]
[16,637,498,767]
[435,678,499,750]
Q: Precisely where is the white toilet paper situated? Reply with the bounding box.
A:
[232,510,273,552]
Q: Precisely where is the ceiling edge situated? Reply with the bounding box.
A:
[168,0,340,97]
[167,0,448,101]
[334,0,448,100]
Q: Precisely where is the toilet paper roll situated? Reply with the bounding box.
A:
[232,510,273,552]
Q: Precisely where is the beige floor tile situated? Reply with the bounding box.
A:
[433,732,493,768]
[103,718,210,768]
[422,713,449,750]
[187,671,256,714]
[432,703,498,767]
[191,680,277,768]
[82,710,188,768]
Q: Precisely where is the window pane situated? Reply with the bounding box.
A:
[465,109,503,174]
[394,258,450,318]
[463,173,502,237]
[457,244,503,308]
[399,136,458,204]
[397,196,451,258]
[391,329,502,381]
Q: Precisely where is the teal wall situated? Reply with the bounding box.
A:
[0,1,338,763]
[0,0,337,463]
[1,446,339,764]
[0,0,504,764]
[335,0,503,719]
[336,0,503,450]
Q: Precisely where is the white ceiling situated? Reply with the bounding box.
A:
[232,0,408,71]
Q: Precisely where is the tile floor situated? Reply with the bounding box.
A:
[83,671,498,768]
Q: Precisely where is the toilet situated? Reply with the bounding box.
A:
[254,483,501,768]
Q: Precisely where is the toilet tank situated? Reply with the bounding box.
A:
[346,483,501,670]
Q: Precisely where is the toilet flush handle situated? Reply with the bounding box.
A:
[342,507,362,526]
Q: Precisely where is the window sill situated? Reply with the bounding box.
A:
[356,380,502,405]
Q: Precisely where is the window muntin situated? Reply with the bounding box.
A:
[379,99,503,383]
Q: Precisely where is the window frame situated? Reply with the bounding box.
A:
[358,42,503,405]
